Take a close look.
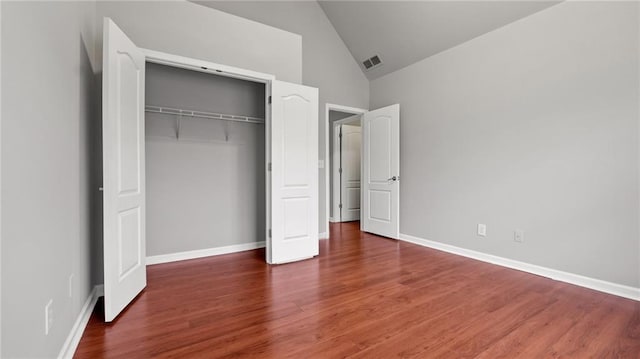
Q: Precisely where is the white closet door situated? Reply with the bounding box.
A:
[340,124,361,222]
[102,18,147,322]
[362,104,400,239]
[268,80,319,264]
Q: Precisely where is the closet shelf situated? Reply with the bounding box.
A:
[145,105,265,124]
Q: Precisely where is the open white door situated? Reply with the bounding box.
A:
[102,18,146,322]
[268,80,319,264]
[340,124,361,222]
[362,104,400,239]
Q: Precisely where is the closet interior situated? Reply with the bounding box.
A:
[144,62,266,258]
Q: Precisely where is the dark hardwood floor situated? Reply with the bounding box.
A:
[75,221,640,358]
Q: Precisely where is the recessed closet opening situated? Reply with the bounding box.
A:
[144,62,267,262]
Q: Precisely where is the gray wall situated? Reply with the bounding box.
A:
[193,1,371,232]
[145,63,265,256]
[370,1,640,287]
[96,0,302,83]
[1,1,99,357]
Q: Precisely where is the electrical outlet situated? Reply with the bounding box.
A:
[45,299,53,335]
[69,274,74,298]
[477,223,487,237]
[514,229,524,243]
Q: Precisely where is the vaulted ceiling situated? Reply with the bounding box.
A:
[318,1,560,80]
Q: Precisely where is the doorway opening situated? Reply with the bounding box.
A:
[324,103,401,241]
[331,114,362,223]
[324,104,367,238]
[144,62,267,265]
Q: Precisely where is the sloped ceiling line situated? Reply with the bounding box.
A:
[318,1,560,80]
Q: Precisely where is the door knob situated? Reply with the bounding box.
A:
[388,176,399,182]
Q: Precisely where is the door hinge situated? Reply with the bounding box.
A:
[268,229,272,238]
[268,96,272,104]
[339,168,342,173]
[268,162,272,171]
[339,204,343,209]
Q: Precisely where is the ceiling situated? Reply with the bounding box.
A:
[318,1,560,80]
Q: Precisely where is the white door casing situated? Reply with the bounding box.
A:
[102,18,147,322]
[332,124,341,222]
[340,124,361,222]
[324,105,368,237]
[268,80,319,264]
[362,104,400,239]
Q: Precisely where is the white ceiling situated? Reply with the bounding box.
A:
[318,1,560,80]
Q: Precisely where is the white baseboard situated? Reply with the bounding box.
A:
[319,232,328,239]
[399,233,640,302]
[146,241,266,265]
[58,284,104,359]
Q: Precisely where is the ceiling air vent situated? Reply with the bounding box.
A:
[362,55,383,71]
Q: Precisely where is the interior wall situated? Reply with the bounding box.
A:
[145,63,265,256]
[96,0,302,83]
[1,1,99,357]
[370,1,640,287]
[192,1,371,233]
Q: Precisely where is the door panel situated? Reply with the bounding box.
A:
[362,104,400,238]
[103,18,147,322]
[118,207,141,277]
[369,190,391,221]
[368,118,391,182]
[269,81,319,264]
[116,55,142,194]
[340,124,361,222]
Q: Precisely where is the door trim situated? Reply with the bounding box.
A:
[331,123,341,223]
[332,115,362,223]
[324,104,367,238]
[142,48,274,84]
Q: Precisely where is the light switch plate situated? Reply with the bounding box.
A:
[477,224,487,237]
[514,229,524,243]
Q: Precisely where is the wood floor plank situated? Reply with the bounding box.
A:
[74,221,639,358]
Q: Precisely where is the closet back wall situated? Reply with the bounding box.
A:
[145,63,265,257]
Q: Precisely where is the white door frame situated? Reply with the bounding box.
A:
[331,115,361,223]
[140,48,275,258]
[324,104,367,237]
[143,49,274,84]
[0,1,3,351]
